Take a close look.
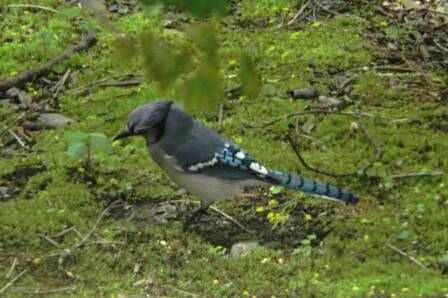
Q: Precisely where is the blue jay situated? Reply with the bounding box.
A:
[115,100,358,223]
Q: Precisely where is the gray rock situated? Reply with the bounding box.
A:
[230,241,260,257]
[0,186,10,200]
[287,87,319,100]
[38,113,75,129]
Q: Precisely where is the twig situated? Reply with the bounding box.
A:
[281,0,311,27]
[218,102,224,129]
[48,201,121,259]
[0,269,28,295]
[286,117,382,177]
[391,171,444,180]
[0,113,27,137]
[209,205,255,235]
[0,30,97,92]
[246,109,386,129]
[53,226,82,238]
[0,110,17,120]
[64,74,139,96]
[433,39,448,54]
[248,109,382,177]
[73,201,121,250]
[51,69,72,98]
[386,243,428,270]
[5,4,58,13]
[313,0,343,17]
[167,285,199,297]
[427,8,448,17]
[0,94,58,137]
[69,79,140,96]
[38,233,60,247]
[169,200,254,235]
[4,126,29,149]
[371,66,415,73]
[6,257,18,279]
[20,287,76,296]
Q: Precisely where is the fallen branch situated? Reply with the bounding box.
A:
[0,30,97,92]
[386,243,428,270]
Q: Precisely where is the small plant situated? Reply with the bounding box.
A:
[64,131,112,168]
[207,245,227,256]
[288,279,305,291]
[293,234,317,257]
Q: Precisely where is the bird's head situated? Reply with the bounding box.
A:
[114,100,173,144]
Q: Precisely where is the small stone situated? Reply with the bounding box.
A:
[36,113,75,129]
[5,87,32,106]
[252,17,267,27]
[0,187,10,200]
[287,87,319,100]
[230,241,260,257]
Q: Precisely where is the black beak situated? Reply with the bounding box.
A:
[114,128,133,141]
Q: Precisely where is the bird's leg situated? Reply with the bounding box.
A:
[184,204,209,227]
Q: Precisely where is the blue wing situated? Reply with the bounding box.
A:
[184,143,269,181]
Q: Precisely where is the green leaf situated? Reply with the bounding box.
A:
[89,133,113,154]
[66,142,88,159]
[64,131,88,144]
[288,280,305,290]
[301,239,311,246]
[419,167,432,174]
[139,32,192,89]
[416,203,426,212]
[270,185,284,195]
[140,0,228,17]
[239,51,261,99]
[307,234,317,240]
[384,177,394,189]
[207,246,227,256]
[396,230,409,240]
[292,246,311,256]
[181,63,223,111]
[260,83,277,97]
[118,7,129,14]
[188,23,219,59]
[385,25,400,39]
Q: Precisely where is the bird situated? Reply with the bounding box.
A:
[114,100,358,224]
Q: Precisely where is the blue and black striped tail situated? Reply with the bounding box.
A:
[267,169,359,204]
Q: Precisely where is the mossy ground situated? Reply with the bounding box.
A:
[1,1,447,297]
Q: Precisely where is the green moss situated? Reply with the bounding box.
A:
[1,1,447,297]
